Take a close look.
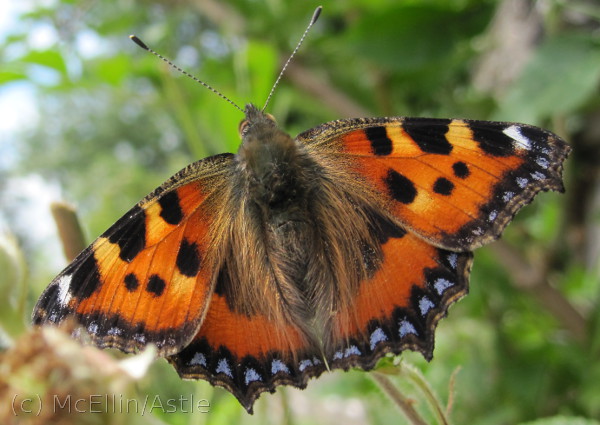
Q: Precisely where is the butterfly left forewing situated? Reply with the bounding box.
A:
[33,153,235,356]
[299,117,570,251]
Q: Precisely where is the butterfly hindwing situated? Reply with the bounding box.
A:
[329,219,472,366]
[299,117,571,250]
[169,208,473,412]
[168,289,319,413]
[32,153,235,355]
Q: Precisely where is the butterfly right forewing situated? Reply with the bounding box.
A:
[299,117,570,251]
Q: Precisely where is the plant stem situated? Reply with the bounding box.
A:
[371,372,428,425]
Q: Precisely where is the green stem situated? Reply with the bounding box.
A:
[371,372,428,425]
[402,363,451,425]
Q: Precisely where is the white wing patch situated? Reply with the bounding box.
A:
[56,274,73,307]
[503,125,532,151]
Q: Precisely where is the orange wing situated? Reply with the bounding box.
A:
[328,224,472,369]
[299,117,571,250]
[169,211,472,413]
[168,289,318,413]
[32,153,235,356]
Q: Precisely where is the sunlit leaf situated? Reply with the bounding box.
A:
[20,49,67,75]
[0,71,27,84]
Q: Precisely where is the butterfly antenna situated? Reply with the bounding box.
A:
[129,35,244,113]
[262,6,322,112]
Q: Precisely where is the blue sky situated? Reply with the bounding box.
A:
[0,1,38,149]
[0,0,65,270]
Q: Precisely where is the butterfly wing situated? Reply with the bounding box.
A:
[298,117,571,250]
[168,179,325,413]
[32,153,235,356]
[168,288,319,413]
[168,209,472,413]
[294,117,569,388]
[328,217,473,366]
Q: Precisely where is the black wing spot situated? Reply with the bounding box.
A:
[361,210,407,277]
[147,274,166,297]
[366,208,407,244]
[365,126,393,156]
[359,240,379,277]
[124,273,139,291]
[176,239,202,277]
[452,161,470,179]
[471,124,515,157]
[403,118,452,155]
[40,284,60,310]
[384,169,417,204]
[33,284,61,324]
[70,251,102,299]
[214,266,228,297]
[433,177,454,196]
[159,191,184,225]
[107,205,146,262]
[518,125,547,149]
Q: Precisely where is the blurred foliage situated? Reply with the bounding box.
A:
[1,0,599,424]
[0,233,28,343]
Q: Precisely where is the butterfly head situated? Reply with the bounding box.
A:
[238,104,277,138]
[238,104,295,162]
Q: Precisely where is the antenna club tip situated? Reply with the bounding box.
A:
[129,35,149,50]
[312,6,323,24]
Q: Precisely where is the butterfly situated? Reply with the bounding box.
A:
[32,7,570,414]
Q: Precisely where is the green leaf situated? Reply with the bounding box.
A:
[244,41,278,106]
[94,54,131,85]
[0,71,27,84]
[0,233,28,342]
[20,49,67,75]
[344,3,492,72]
[495,33,600,122]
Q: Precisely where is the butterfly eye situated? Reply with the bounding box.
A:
[265,113,276,123]
[239,120,249,138]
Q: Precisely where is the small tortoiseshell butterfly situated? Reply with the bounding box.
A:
[33,7,570,413]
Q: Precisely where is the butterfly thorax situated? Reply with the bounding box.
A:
[237,104,317,226]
